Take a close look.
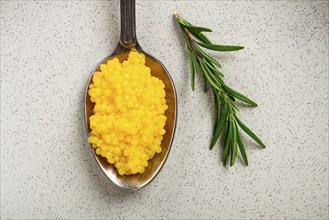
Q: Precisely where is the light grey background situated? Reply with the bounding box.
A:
[1,0,328,219]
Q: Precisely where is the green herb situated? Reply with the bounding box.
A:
[174,12,265,167]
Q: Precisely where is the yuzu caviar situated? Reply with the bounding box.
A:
[88,50,168,175]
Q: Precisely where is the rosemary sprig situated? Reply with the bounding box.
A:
[174,13,265,167]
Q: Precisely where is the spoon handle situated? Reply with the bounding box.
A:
[120,0,137,48]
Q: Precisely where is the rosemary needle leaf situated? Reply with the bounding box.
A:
[203,63,223,86]
[204,64,224,85]
[236,124,248,166]
[230,121,238,166]
[230,140,234,166]
[188,50,195,91]
[182,19,214,40]
[181,30,192,51]
[200,62,221,91]
[210,106,228,150]
[205,60,224,77]
[191,47,208,92]
[236,117,266,148]
[197,42,244,52]
[192,52,200,75]
[190,30,212,44]
[213,89,219,129]
[177,20,213,32]
[222,84,258,107]
[196,45,222,68]
[211,72,224,85]
[203,74,209,92]
[222,120,233,166]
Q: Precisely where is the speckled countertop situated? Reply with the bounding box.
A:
[1,0,328,219]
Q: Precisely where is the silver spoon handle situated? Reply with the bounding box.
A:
[120,0,137,48]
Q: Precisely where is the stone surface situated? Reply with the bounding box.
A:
[1,0,328,219]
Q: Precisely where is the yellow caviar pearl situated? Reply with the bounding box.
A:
[87,50,168,175]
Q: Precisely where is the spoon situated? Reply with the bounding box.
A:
[84,0,177,191]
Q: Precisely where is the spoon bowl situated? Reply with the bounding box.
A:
[84,1,177,191]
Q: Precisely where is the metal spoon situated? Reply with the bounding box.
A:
[84,0,177,191]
